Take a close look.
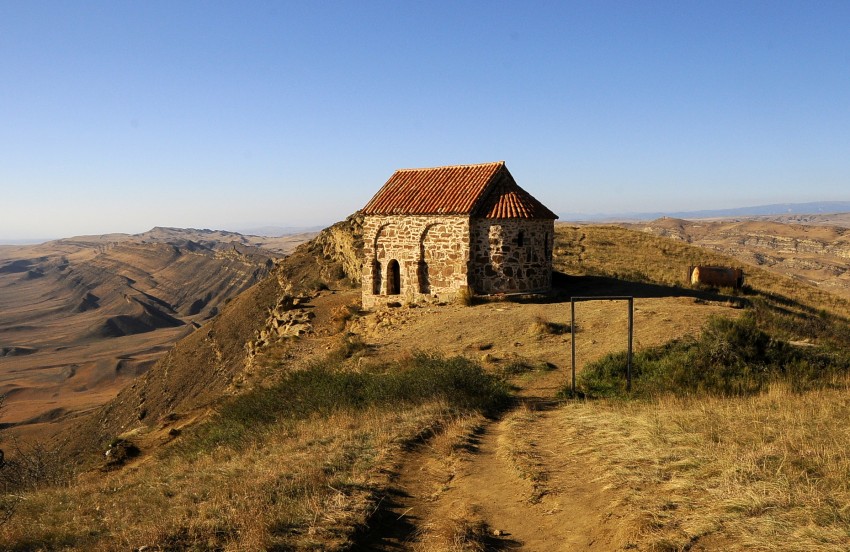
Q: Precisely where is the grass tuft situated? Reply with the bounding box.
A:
[456,286,475,307]
[179,350,510,456]
[529,316,570,336]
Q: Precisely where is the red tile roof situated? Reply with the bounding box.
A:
[362,161,557,219]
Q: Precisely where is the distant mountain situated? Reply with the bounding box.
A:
[236,225,326,236]
[0,238,53,245]
[561,201,850,222]
[0,226,315,433]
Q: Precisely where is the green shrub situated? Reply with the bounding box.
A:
[750,296,850,346]
[571,314,850,399]
[180,352,510,455]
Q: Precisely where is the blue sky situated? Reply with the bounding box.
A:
[2,1,849,239]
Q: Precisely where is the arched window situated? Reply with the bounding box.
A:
[387,260,401,295]
[418,260,430,294]
[517,230,525,247]
[372,260,382,295]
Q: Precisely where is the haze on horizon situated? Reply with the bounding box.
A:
[3,1,850,241]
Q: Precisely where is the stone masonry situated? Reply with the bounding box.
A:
[361,215,555,308]
[362,215,470,308]
[360,162,558,309]
[469,218,554,294]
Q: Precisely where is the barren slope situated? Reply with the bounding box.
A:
[0,228,309,438]
[63,215,364,458]
[629,217,850,300]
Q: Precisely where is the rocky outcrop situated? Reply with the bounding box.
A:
[244,292,316,365]
[315,212,364,283]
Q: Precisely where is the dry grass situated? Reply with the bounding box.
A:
[528,316,570,337]
[414,505,491,552]
[329,301,362,333]
[555,382,850,550]
[0,404,456,551]
[498,405,549,503]
[555,225,850,318]
[456,286,475,307]
[0,346,510,550]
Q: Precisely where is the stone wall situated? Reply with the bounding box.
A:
[361,215,470,308]
[469,218,554,294]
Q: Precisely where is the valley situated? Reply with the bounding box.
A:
[0,228,314,438]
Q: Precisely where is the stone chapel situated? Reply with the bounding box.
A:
[361,161,558,308]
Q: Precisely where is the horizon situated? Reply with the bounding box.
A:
[4,199,850,245]
[3,2,850,239]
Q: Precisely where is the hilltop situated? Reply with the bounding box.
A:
[561,202,850,222]
[2,217,850,551]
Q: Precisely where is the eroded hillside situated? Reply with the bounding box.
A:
[629,217,850,300]
[0,228,312,438]
[66,214,364,458]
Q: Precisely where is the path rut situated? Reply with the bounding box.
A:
[356,371,630,550]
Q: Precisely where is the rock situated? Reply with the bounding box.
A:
[103,439,140,470]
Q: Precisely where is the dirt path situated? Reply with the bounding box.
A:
[436,373,627,551]
[357,370,630,551]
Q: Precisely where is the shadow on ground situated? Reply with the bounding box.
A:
[351,485,419,551]
[477,271,743,306]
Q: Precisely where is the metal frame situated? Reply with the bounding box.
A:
[570,296,634,394]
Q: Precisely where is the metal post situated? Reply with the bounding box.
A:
[626,297,635,393]
[570,299,576,395]
[570,296,634,395]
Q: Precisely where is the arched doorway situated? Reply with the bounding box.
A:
[387,259,401,295]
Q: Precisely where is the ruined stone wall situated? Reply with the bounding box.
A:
[469,218,554,294]
[361,215,470,308]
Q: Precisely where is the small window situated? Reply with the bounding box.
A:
[372,260,382,295]
[387,259,401,295]
[418,260,430,294]
[517,231,525,247]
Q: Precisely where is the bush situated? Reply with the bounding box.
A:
[572,314,850,399]
[0,438,70,492]
[529,317,570,336]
